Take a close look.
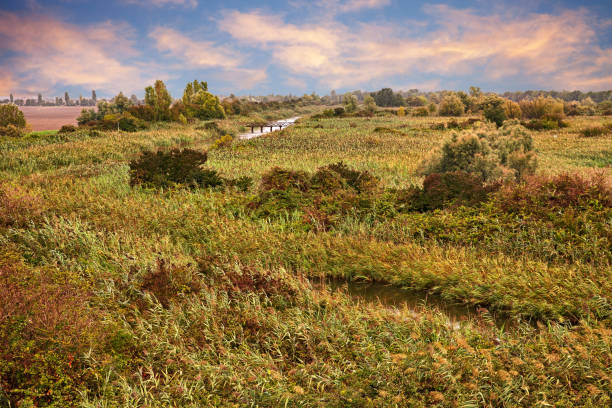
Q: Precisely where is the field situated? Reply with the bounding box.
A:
[20,106,85,131]
[1,112,611,407]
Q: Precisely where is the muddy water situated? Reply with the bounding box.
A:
[238,116,300,140]
[317,280,514,330]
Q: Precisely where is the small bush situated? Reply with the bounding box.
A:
[58,124,77,133]
[211,134,234,149]
[580,126,608,137]
[438,94,465,116]
[522,119,559,131]
[0,124,25,138]
[224,176,253,192]
[140,259,202,308]
[419,121,536,182]
[519,97,564,122]
[260,167,310,192]
[416,171,495,210]
[324,162,379,193]
[413,107,429,117]
[129,148,222,189]
[0,183,46,227]
[496,173,612,215]
[0,104,26,128]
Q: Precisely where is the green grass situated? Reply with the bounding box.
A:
[0,113,610,407]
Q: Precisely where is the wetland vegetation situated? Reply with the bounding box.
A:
[0,86,611,407]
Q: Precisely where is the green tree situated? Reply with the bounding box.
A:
[145,80,173,121]
[363,95,377,114]
[438,94,465,116]
[182,80,225,120]
[481,96,508,127]
[113,92,131,114]
[0,104,26,128]
[343,93,357,113]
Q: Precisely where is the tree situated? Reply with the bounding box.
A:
[469,86,482,98]
[438,94,465,116]
[181,80,225,120]
[344,93,357,113]
[481,96,507,127]
[372,88,404,107]
[419,121,536,182]
[0,104,26,128]
[363,95,377,114]
[112,92,131,113]
[145,80,173,121]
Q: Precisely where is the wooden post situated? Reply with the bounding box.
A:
[251,126,254,133]
[260,126,263,132]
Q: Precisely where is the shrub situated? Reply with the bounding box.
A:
[129,148,223,189]
[397,106,406,117]
[77,108,98,125]
[438,94,465,116]
[519,97,564,121]
[224,176,253,192]
[419,121,536,182]
[496,173,612,215]
[418,171,495,210]
[0,251,100,407]
[481,96,507,127]
[522,119,559,130]
[118,112,147,132]
[413,107,429,117]
[260,167,310,192]
[0,183,46,227]
[580,126,608,137]
[211,134,234,149]
[323,162,379,193]
[140,259,202,308]
[58,124,77,133]
[0,104,26,128]
[0,124,25,138]
[128,104,156,122]
[504,100,522,119]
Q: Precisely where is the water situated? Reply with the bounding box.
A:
[239,116,300,140]
[315,280,514,330]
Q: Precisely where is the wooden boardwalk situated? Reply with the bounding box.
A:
[245,121,293,133]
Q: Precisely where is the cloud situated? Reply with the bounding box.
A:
[218,6,612,90]
[149,26,267,89]
[124,0,198,8]
[150,27,241,68]
[0,11,153,95]
[313,0,390,13]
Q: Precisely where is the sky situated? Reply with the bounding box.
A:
[1,0,611,99]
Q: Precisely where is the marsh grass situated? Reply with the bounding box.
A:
[0,113,610,406]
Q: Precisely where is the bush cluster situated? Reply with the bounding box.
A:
[129,148,252,191]
[419,121,536,182]
[438,94,465,116]
[129,148,222,189]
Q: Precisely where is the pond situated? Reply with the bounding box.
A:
[238,116,300,139]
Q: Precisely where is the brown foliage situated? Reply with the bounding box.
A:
[140,259,202,308]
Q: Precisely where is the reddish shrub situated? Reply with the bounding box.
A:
[0,251,99,406]
[0,183,46,227]
[140,259,202,308]
[260,167,310,192]
[496,173,612,214]
[418,171,498,210]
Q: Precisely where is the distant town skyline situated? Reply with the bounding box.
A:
[1,0,611,98]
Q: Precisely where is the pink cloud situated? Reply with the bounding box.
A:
[124,0,198,8]
[0,11,153,95]
[218,6,612,90]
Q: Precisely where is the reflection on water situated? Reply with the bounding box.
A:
[315,280,513,330]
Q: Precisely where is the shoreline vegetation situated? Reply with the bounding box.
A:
[0,81,611,407]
